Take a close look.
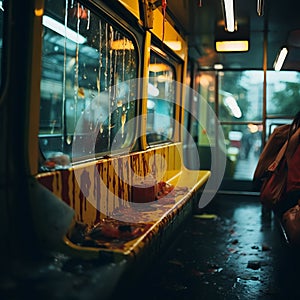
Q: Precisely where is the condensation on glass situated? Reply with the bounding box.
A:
[146,51,175,144]
[39,0,138,168]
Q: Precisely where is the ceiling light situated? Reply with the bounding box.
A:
[257,0,264,17]
[222,0,235,32]
[215,17,249,52]
[42,15,87,44]
[273,47,288,71]
[216,40,249,52]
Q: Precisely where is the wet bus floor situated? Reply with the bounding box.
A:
[127,193,300,300]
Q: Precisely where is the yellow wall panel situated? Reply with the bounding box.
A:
[36,143,186,224]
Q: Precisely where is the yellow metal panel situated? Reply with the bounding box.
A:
[118,0,140,19]
[123,156,130,201]
[167,143,175,171]
[150,9,187,61]
[101,160,109,215]
[52,172,62,198]
[149,10,188,142]
[107,160,114,213]
[173,143,183,171]
[140,31,152,150]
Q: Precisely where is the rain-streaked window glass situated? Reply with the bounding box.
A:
[39,1,137,168]
[266,71,300,117]
[147,51,175,144]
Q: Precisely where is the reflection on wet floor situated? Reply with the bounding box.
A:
[129,194,300,300]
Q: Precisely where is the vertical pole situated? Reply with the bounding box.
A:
[262,12,268,147]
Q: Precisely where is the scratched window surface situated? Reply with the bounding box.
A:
[39,0,138,168]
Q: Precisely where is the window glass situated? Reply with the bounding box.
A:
[266,71,300,116]
[186,69,299,187]
[266,118,293,137]
[188,70,264,179]
[217,71,264,180]
[195,71,216,146]
[182,71,217,170]
[39,1,138,167]
[147,51,175,144]
[218,71,264,122]
[221,123,262,180]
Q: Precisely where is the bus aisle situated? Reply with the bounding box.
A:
[128,194,300,300]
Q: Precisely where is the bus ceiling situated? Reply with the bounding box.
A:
[150,0,300,71]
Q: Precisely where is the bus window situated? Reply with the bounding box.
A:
[218,71,264,122]
[267,71,300,116]
[147,51,176,144]
[189,70,265,180]
[39,1,138,167]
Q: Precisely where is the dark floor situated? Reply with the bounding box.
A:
[2,194,300,300]
[122,193,300,300]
